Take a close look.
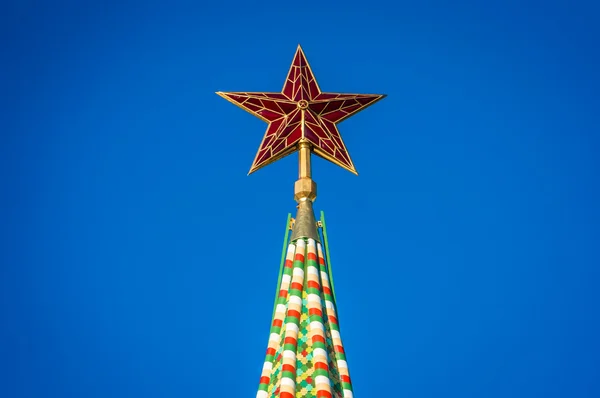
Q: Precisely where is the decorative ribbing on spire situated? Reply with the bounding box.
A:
[256,236,353,398]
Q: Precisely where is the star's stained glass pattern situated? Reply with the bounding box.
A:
[217,45,385,175]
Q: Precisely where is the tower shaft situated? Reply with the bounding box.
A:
[216,45,385,398]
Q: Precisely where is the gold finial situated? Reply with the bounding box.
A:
[290,141,319,242]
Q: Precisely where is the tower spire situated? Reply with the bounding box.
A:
[216,45,385,398]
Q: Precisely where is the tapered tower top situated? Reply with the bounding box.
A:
[216,45,385,398]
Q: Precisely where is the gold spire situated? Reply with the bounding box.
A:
[294,141,317,202]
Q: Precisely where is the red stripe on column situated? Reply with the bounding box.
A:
[284,337,297,345]
[267,347,276,356]
[291,282,303,291]
[280,393,294,398]
[308,308,322,317]
[308,252,317,261]
[334,345,345,353]
[341,375,351,383]
[312,335,325,344]
[328,315,338,325]
[317,391,332,398]
[323,286,331,295]
[260,376,270,385]
[282,364,295,373]
[285,259,294,268]
[288,309,301,319]
[279,290,288,298]
[315,361,329,371]
[308,281,320,289]
[273,319,283,327]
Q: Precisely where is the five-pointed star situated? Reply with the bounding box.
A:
[216,45,386,175]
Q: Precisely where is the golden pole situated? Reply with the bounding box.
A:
[298,141,311,180]
[294,140,317,203]
[291,139,319,241]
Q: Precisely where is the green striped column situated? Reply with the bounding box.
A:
[256,242,296,398]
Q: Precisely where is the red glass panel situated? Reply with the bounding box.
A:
[323,110,346,122]
[317,145,334,158]
[341,99,358,108]
[294,82,303,101]
[260,135,274,150]
[288,109,302,124]
[303,110,315,123]
[309,102,328,114]
[311,124,329,140]
[322,100,344,115]
[244,102,262,112]
[266,118,284,135]
[263,93,287,100]
[302,88,310,100]
[278,101,297,114]
[229,94,248,104]
[317,143,334,157]
[308,80,319,99]
[302,64,315,80]
[315,93,339,100]
[297,52,307,67]
[342,104,362,114]
[258,109,281,120]
[322,119,340,136]
[356,96,378,106]
[331,134,343,148]
[303,127,319,145]
[340,151,351,165]
[271,138,287,155]
[299,75,309,89]
[305,113,328,140]
[261,100,284,114]
[323,122,343,148]
[245,97,263,107]
[277,112,301,138]
[304,110,318,124]
[334,149,351,167]
[283,80,294,99]
[256,149,271,165]
[320,138,334,152]
[286,128,302,145]
[282,122,301,140]
[293,51,302,67]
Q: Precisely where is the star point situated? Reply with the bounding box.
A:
[217,46,385,175]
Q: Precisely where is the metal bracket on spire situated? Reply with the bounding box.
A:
[290,199,320,242]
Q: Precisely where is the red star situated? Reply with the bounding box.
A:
[217,45,385,175]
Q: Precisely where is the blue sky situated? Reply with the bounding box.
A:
[2,1,599,397]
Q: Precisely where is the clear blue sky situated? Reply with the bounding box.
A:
[2,1,599,397]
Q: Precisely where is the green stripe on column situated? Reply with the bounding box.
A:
[320,211,337,304]
[272,213,292,321]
